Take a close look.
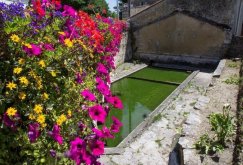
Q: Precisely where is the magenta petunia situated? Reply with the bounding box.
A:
[110,116,123,133]
[107,96,123,110]
[43,43,55,51]
[68,137,91,165]
[88,105,107,123]
[81,89,96,102]
[90,140,104,156]
[23,44,42,56]
[28,122,41,143]
[62,5,76,17]
[96,63,108,75]
[92,126,114,139]
[92,128,103,137]
[102,126,114,138]
[48,124,63,145]
[96,83,110,96]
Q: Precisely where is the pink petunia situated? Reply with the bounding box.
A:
[88,105,107,123]
[81,89,96,102]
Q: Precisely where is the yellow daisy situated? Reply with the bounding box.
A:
[67,110,72,117]
[50,70,57,77]
[34,104,43,114]
[6,107,17,117]
[19,76,29,86]
[38,60,46,68]
[6,81,17,90]
[10,34,20,42]
[42,92,49,100]
[13,67,23,74]
[18,58,25,65]
[36,115,45,124]
[29,113,36,120]
[56,114,67,126]
[64,38,73,47]
[18,92,26,100]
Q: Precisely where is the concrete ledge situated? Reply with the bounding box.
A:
[213,59,226,77]
[104,69,199,155]
[104,148,124,155]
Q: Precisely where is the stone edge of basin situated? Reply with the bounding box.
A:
[111,64,148,83]
[104,69,200,155]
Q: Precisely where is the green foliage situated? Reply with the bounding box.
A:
[195,134,224,154]
[195,105,235,154]
[61,0,111,16]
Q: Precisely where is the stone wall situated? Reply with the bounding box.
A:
[129,0,236,65]
[133,13,227,59]
[130,5,150,17]
[114,32,133,67]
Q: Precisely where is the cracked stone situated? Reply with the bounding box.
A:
[185,112,202,125]
[194,96,210,110]
[178,137,196,149]
[183,149,201,165]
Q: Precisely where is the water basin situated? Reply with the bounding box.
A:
[105,67,190,147]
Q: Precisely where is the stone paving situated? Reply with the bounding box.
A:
[100,63,214,164]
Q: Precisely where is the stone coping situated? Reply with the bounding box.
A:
[104,65,199,155]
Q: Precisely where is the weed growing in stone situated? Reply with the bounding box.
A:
[195,104,235,154]
[223,75,240,85]
[228,62,239,68]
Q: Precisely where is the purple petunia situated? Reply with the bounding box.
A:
[28,122,41,143]
[48,124,63,145]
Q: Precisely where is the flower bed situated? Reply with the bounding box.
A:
[0,1,125,164]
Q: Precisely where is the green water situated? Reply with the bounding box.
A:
[105,67,189,147]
